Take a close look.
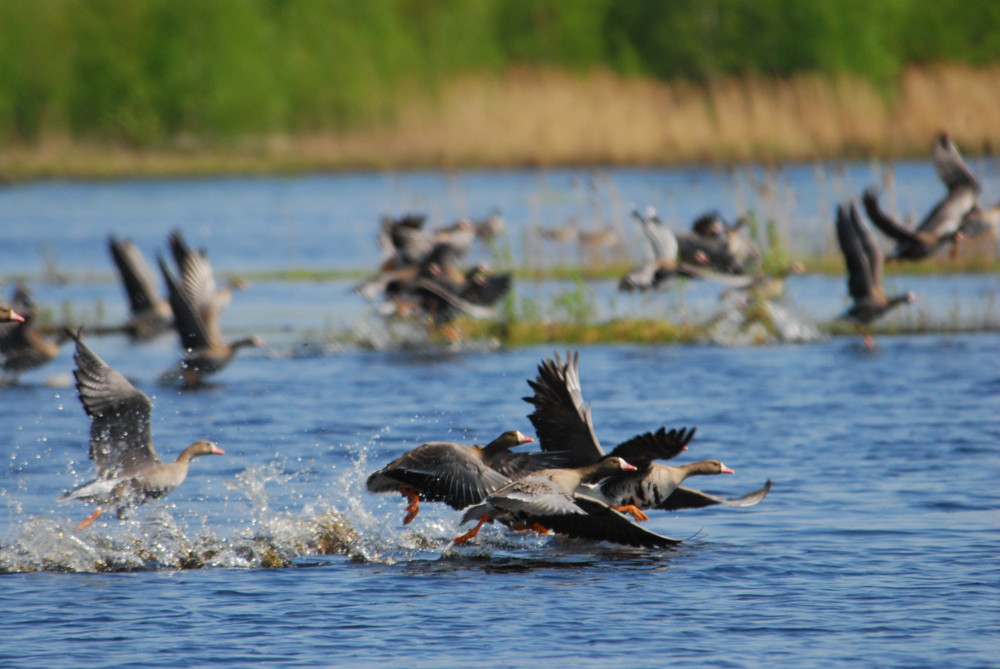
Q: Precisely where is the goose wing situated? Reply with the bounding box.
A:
[836,203,878,302]
[108,236,161,315]
[366,442,511,510]
[861,189,921,245]
[541,495,682,548]
[607,427,695,467]
[523,351,605,465]
[656,479,772,511]
[159,256,214,350]
[849,201,886,300]
[931,133,979,194]
[70,332,159,477]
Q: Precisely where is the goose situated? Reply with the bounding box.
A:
[862,132,979,262]
[158,256,263,387]
[684,210,761,274]
[59,331,224,529]
[524,351,770,517]
[835,202,915,347]
[589,459,736,522]
[454,457,682,549]
[619,207,710,291]
[366,430,558,524]
[0,286,62,383]
[107,235,173,341]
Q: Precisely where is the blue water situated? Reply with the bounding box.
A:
[2,165,1000,667]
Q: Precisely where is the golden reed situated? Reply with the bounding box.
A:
[3,65,1000,179]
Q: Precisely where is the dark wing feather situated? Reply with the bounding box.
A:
[861,189,921,245]
[159,256,212,351]
[608,426,695,467]
[367,443,511,510]
[70,332,158,477]
[848,202,885,299]
[931,133,979,193]
[488,450,576,479]
[523,351,605,465]
[537,495,681,548]
[460,272,511,307]
[108,236,160,314]
[657,480,772,511]
[836,204,876,302]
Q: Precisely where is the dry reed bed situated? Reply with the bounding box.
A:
[3,65,1000,179]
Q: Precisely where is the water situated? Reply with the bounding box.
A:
[1,165,999,667]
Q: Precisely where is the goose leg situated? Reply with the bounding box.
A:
[512,522,551,536]
[454,514,490,544]
[950,231,965,260]
[399,487,421,525]
[76,507,104,530]
[612,504,649,522]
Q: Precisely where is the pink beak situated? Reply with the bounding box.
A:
[9,310,25,322]
[720,463,735,474]
[211,445,226,455]
[619,459,638,472]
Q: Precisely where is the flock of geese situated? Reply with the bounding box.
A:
[0,131,995,547]
[614,132,996,347]
[58,333,773,547]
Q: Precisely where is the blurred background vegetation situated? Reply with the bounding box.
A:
[2,0,1000,172]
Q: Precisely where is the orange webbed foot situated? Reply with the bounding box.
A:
[454,514,490,544]
[400,487,421,525]
[512,522,550,536]
[613,504,649,522]
[76,507,104,530]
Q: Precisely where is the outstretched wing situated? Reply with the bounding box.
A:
[657,479,772,511]
[836,203,877,302]
[931,133,979,193]
[70,331,159,477]
[523,351,605,465]
[159,256,214,350]
[108,236,161,315]
[608,427,695,467]
[861,189,920,245]
[540,495,682,548]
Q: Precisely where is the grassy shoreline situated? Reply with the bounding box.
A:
[3,66,1000,182]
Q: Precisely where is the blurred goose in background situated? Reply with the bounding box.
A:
[0,285,62,384]
[454,457,682,548]
[685,210,761,274]
[367,429,562,524]
[158,256,263,388]
[59,331,224,529]
[862,132,979,261]
[524,351,770,516]
[835,202,915,347]
[359,214,481,302]
[619,207,713,291]
[107,235,173,341]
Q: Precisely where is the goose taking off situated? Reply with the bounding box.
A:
[835,202,915,347]
[366,429,557,525]
[59,331,224,529]
[862,132,979,262]
[454,457,683,549]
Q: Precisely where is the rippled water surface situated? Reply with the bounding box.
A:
[2,166,999,667]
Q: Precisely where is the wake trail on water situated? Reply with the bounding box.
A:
[0,435,576,573]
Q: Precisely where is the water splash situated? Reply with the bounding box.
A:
[706,296,823,345]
